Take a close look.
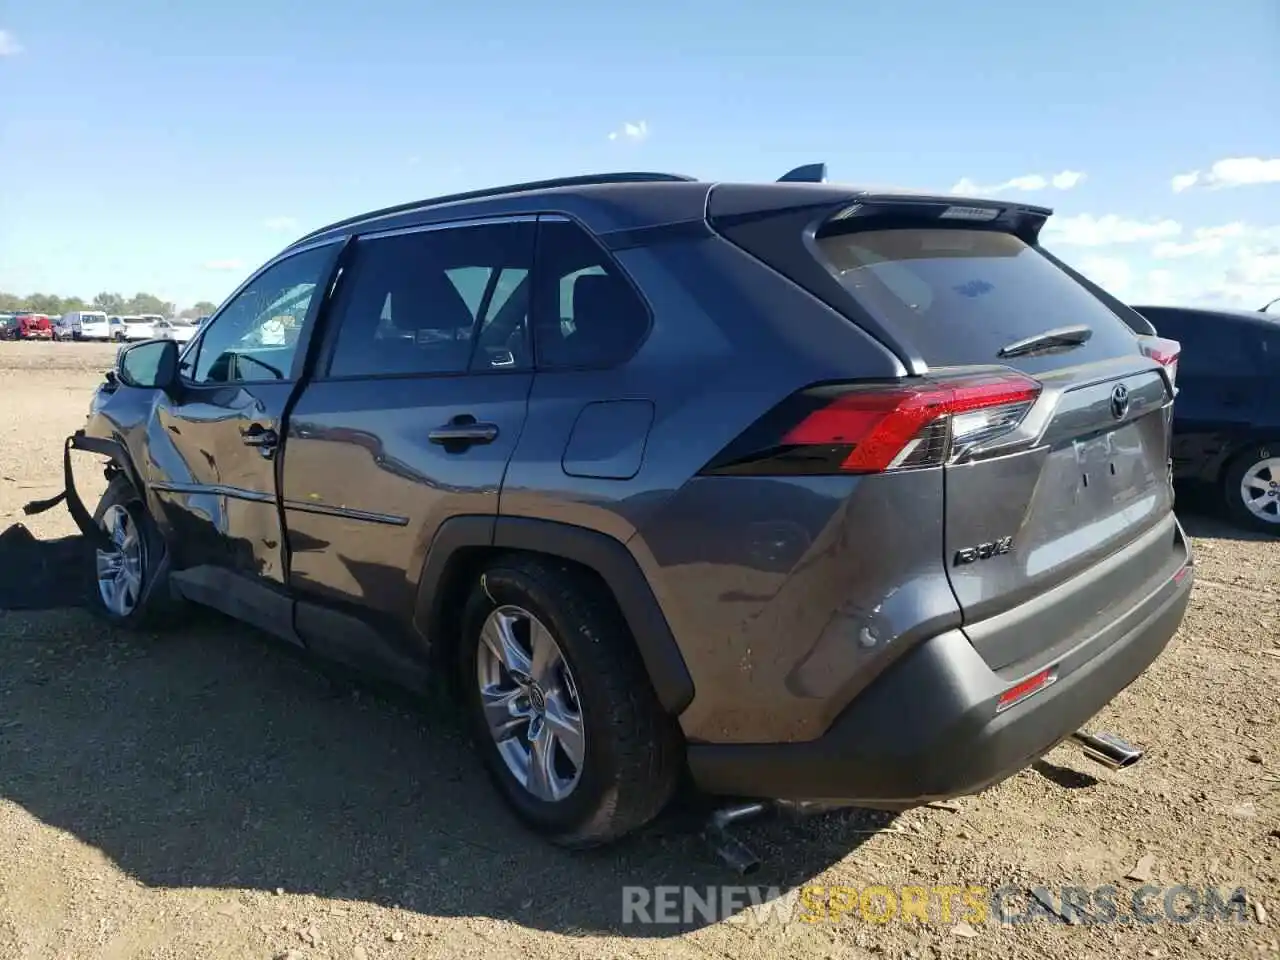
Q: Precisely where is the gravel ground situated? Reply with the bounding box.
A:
[0,339,1276,960]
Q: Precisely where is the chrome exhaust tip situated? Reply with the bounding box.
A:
[1069,730,1143,769]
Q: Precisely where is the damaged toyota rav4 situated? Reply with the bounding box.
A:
[36,167,1193,850]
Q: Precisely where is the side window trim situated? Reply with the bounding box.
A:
[531,213,654,371]
[313,215,538,382]
[181,237,346,387]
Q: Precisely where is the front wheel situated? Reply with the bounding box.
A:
[90,476,184,626]
[459,556,682,848]
[1223,444,1280,534]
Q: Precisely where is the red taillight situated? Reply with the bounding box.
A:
[704,370,1041,477]
[996,666,1057,713]
[1138,335,1180,390]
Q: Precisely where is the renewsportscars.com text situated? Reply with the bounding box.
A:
[621,884,1251,927]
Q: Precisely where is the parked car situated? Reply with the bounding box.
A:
[13,313,53,340]
[56,168,1192,849]
[152,318,198,344]
[57,310,114,341]
[118,316,156,341]
[0,314,18,340]
[1132,303,1280,533]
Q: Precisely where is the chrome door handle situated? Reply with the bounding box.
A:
[428,424,499,445]
[240,424,279,458]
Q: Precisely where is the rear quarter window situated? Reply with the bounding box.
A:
[814,227,1142,370]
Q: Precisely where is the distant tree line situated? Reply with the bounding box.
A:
[0,291,219,320]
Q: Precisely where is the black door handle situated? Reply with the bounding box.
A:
[429,416,499,447]
[241,424,279,458]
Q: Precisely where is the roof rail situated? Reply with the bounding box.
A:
[777,162,828,184]
[295,171,699,244]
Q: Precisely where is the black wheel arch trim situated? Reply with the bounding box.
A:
[22,431,138,551]
[413,515,695,716]
[27,431,178,611]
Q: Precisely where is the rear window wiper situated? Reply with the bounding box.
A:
[997,324,1093,359]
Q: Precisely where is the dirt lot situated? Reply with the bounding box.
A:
[0,339,1276,960]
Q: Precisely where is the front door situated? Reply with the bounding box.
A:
[146,241,343,638]
[279,217,536,682]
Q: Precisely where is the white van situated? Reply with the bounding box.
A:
[57,311,114,341]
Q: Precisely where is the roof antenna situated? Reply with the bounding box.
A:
[1261,296,1279,314]
[777,162,828,184]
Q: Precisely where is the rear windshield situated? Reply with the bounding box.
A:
[814,227,1140,369]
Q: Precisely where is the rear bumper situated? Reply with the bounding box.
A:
[686,550,1192,806]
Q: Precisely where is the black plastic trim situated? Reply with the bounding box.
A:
[599,219,714,251]
[412,514,694,715]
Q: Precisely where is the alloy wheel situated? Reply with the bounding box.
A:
[476,604,586,803]
[1239,456,1280,525]
[96,504,146,616]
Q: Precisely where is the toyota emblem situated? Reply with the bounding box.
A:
[1110,383,1130,420]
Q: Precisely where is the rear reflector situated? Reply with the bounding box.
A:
[702,370,1041,477]
[996,667,1057,713]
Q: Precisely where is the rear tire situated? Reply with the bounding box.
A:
[90,476,185,627]
[458,555,682,848]
[1222,444,1280,535]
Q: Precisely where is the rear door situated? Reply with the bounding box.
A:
[279,217,535,683]
[808,225,1179,669]
[1255,323,1280,432]
[149,241,342,637]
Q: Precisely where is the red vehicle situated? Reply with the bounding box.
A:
[13,314,54,340]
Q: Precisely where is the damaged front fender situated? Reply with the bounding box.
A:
[23,430,134,552]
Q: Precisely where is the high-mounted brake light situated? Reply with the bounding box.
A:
[702,370,1042,477]
[1137,335,1180,390]
[939,205,1001,222]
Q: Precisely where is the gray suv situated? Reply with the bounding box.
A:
[50,168,1193,848]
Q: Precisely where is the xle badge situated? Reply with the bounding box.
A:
[954,536,1014,566]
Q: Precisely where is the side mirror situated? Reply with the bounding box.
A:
[117,338,179,392]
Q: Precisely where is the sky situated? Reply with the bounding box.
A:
[1,0,1278,312]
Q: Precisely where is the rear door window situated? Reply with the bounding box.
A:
[325,221,534,377]
[532,219,650,369]
[814,228,1141,369]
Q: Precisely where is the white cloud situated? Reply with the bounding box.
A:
[0,30,21,56]
[1051,170,1086,190]
[949,170,1085,196]
[202,259,245,272]
[1157,221,1274,259]
[1043,213,1182,247]
[607,120,650,143]
[1060,222,1280,309]
[1170,157,1280,192]
[262,216,298,232]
